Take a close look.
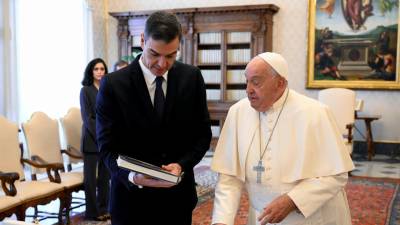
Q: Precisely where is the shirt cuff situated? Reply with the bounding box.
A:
[128,171,143,188]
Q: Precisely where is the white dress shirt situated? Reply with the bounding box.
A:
[139,57,168,105]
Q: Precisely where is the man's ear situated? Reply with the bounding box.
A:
[140,33,145,49]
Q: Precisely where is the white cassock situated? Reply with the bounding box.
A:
[211,89,355,225]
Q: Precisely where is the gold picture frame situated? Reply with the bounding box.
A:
[307,0,400,89]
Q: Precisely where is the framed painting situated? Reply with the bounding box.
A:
[307,0,400,89]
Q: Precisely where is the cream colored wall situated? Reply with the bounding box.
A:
[103,0,400,142]
[107,14,118,69]
[1,0,18,122]
[88,0,118,70]
[0,0,5,116]
[87,0,108,62]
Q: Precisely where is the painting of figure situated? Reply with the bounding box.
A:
[308,0,400,89]
[342,0,374,30]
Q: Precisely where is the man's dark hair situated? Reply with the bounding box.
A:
[144,11,182,43]
[82,58,108,86]
[113,60,128,71]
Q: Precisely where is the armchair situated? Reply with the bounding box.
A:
[318,88,356,155]
[21,112,84,224]
[0,172,21,220]
[60,107,83,172]
[0,116,65,222]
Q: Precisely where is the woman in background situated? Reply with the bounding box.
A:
[80,58,110,221]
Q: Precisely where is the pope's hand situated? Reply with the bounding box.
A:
[257,194,297,224]
[132,163,182,188]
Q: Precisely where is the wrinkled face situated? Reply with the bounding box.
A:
[141,34,180,76]
[245,57,282,112]
[92,62,106,81]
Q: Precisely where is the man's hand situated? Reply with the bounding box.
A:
[257,194,297,224]
[132,163,182,188]
[162,163,182,176]
[132,173,175,188]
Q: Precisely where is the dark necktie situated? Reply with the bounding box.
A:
[154,76,165,119]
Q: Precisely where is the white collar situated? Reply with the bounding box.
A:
[263,88,289,114]
[139,56,168,84]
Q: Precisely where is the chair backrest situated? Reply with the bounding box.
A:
[0,116,25,180]
[21,112,63,174]
[60,107,82,164]
[318,88,356,135]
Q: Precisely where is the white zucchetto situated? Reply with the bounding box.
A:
[257,52,288,80]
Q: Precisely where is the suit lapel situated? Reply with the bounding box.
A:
[129,58,155,118]
[164,64,178,123]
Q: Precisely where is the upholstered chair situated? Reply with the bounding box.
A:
[60,107,83,172]
[21,112,84,224]
[59,107,86,211]
[318,88,356,155]
[0,116,65,222]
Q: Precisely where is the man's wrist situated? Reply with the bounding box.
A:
[128,171,143,188]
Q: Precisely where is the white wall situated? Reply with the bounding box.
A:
[104,0,400,142]
[0,0,18,122]
[16,1,85,122]
[0,0,4,115]
[87,0,109,64]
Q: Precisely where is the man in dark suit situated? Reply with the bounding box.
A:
[96,11,212,225]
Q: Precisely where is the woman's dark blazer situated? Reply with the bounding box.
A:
[80,85,98,153]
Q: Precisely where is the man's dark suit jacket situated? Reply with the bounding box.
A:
[96,56,212,225]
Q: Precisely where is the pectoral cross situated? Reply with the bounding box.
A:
[253,160,265,184]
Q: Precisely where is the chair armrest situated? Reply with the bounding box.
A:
[61,145,83,159]
[345,123,354,143]
[0,171,19,196]
[21,155,63,183]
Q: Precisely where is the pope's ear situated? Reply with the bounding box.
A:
[277,76,286,88]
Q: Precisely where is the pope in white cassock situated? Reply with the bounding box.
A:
[211,52,355,225]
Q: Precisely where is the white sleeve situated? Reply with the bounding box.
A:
[287,172,348,218]
[211,173,244,225]
[128,171,143,188]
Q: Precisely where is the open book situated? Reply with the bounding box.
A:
[117,155,183,184]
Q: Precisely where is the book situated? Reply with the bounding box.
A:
[117,155,183,184]
[355,99,364,111]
